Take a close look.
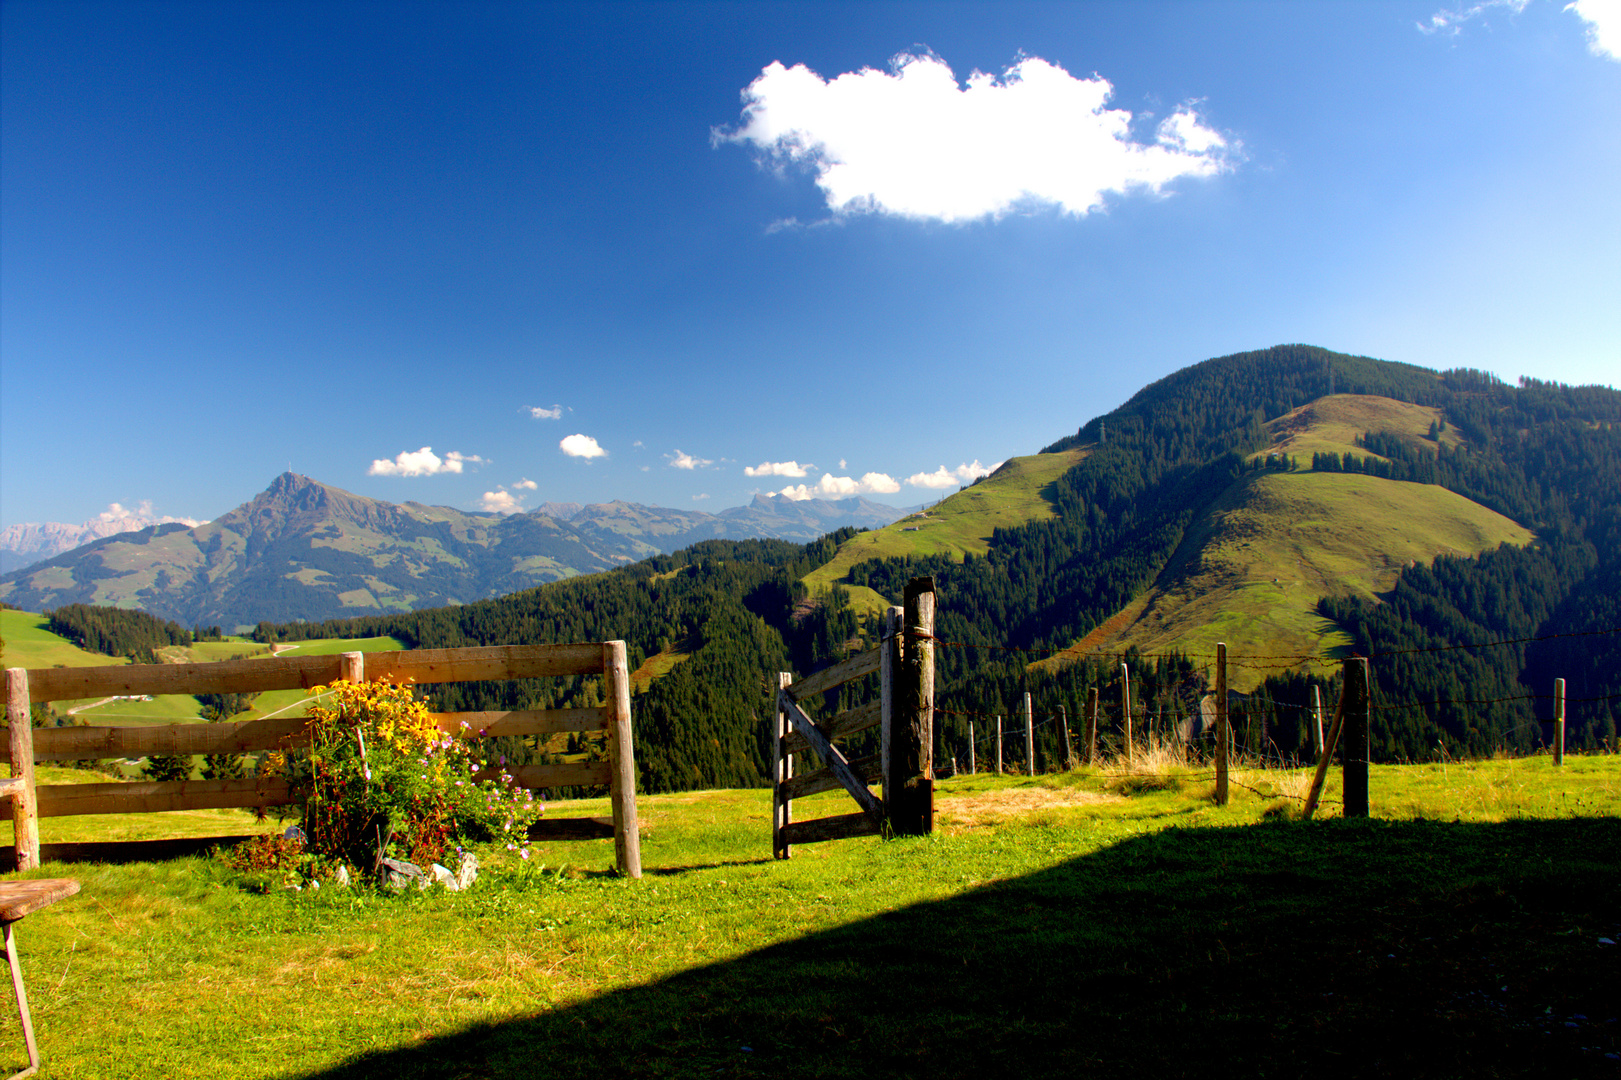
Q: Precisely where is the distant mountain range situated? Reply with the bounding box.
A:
[0,474,906,628]
[0,507,206,574]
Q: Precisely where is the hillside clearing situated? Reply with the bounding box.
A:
[7,754,1617,1078]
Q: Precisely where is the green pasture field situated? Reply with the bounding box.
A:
[0,609,119,670]
[6,752,1618,1078]
[268,636,406,657]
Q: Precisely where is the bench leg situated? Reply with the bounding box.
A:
[4,921,38,1080]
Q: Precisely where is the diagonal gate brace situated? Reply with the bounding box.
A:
[778,690,885,826]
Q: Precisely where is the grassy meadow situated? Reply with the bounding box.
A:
[4,752,1617,1078]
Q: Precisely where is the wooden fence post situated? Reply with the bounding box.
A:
[968,722,975,775]
[1342,656,1370,818]
[5,669,39,872]
[880,606,901,813]
[886,578,934,835]
[1084,687,1098,766]
[603,641,642,878]
[995,716,1003,774]
[1023,693,1035,776]
[1554,678,1566,766]
[1214,644,1229,806]
[1311,684,1324,759]
[773,671,793,859]
[339,651,364,684]
[1302,693,1347,820]
[1058,704,1073,770]
[1121,663,1133,765]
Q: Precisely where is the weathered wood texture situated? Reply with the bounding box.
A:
[0,879,80,923]
[6,669,39,872]
[780,753,881,802]
[1342,656,1371,817]
[773,672,793,860]
[1084,687,1099,765]
[1214,645,1229,806]
[0,777,300,819]
[1058,704,1073,770]
[491,762,613,790]
[1302,694,1348,820]
[1121,662,1134,765]
[23,643,603,703]
[781,811,883,846]
[1023,692,1035,776]
[784,647,881,702]
[779,693,883,821]
[780,700,880,756]
[887,577,934,836]
[603,640,642,879]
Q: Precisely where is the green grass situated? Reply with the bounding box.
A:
[6,754,1619,1078]
[0,609,123,670]
[803,450,1086,617]
[267,636,406,657]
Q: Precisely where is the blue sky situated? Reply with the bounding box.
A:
[2,0,1616,529]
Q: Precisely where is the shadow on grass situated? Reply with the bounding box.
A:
[300,818,1620,1079]
[646,858,776,877]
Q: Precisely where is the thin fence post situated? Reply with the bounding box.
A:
[1084,687,1098,766]
[1058,704,1073,770]
[339,651,364,684]
[773,671,793,859]
[5,668,39,872]
[1023,692,1035,776]
[1342,656,1370,818]
[603,641,642,878]
[1121,663,1133,765]
[1554,677,1566,766]
[995,716,1003,775]
[1214,644,1229,805]
[880,606,902,813]
[968,722,976,775]
[1311,684,1324,759]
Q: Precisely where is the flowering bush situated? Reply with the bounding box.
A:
[293,679,544,873]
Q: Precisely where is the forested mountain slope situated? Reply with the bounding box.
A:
[255,346,1621,789]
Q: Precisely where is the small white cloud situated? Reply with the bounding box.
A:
[633,440,644,448]
[716,52,1233,224]
[668,449,714,470]
[1419,0,1530,36]
[96,501,203,527]
[744,460,812,477]
[1567,0,1620,58]
[480,489,523,514]
[368,447,482,477]
[905,460,1001,489]
[527,405,564,420]
[775,472,901,500]
[839,459,848,469]
[559,434,607,459]
[692,493,711,501]
[513,478,538,491]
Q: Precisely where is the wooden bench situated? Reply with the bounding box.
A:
[0,778,79,1079]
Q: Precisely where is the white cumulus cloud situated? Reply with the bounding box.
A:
[668,449,714,470]
[744,460,812,477]
[560,434,607,459]
[480,489,522,514]
[527,404,564,420]
[715,52,1233,223]
[368,447,483,477]
[905,460,1001,489]
[775,472,901,501]
[1567,0,1620,58]
[513,478,538,490]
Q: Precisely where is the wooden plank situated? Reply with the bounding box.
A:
[779,691,884,822]
[780,700,880,756]
[781,753,880,801]
[0,879,81,922]
[17,715,315,762]
[24,642,604,704]
[3,837,260,870]
[602,640,642,879]
[526,817,615,841]
[6,668,39,872]
[785,647,881,702]
[366,643,603,685]
[428,708,607,738]
[499,760,613,790]
[0,777,300,819]
[781,811,883,846]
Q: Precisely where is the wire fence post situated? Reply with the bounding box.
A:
[1023,692,1035,775]
[995,715,1003,775]
[1215,643,1229,805]
[1311,684,1325,759]
[1121,662,1133,765]
[1343,656,1370,817]
[1084,687,1099,766]
[1058,704,1073,770]
[1554,677,1566,766]
[968,721,975,775]
[887,577,935,836]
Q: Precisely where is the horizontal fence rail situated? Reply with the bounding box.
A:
[3,642,641,877]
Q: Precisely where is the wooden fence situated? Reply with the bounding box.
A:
[2,642,642,878]
[772,577,935,856]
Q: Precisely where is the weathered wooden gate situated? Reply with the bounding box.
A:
[772,577,935,857]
